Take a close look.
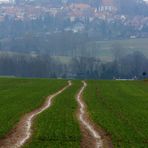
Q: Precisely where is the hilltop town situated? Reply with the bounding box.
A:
[0,0,118,22]
[0,0,148,33]
[0,0,148,79]
[0,0,148,38]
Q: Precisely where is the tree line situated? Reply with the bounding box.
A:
[0,51,147,79]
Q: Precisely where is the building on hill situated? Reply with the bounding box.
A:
[15,0,26,4]
[0,0,11,4]
[98,0,117,12]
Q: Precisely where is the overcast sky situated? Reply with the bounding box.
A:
[0,0,148,2]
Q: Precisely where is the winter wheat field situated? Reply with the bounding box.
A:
[0,78,147,148]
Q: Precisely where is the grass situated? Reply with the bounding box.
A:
[50,38,148,62]
[24,81,82,148]
[1,38,148,63]
[52,56,72,64]
[84,80,148,147]
[1,78,148,147]
[89,38,148,61]
[0,78,67,138]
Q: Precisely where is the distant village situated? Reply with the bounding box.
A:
[0,0,118,21]
[0,0,148,79]
[0,0,148,38]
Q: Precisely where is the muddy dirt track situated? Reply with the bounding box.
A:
[0,80,112,148]
[0,81,71,148]
[76,81,112,148]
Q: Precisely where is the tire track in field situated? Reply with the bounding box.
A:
[77,81,112,148]
[0,81,71,148]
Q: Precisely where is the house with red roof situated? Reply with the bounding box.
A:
[98,0,117,12]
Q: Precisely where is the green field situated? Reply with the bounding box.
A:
[84,80,148,147]
[0,78,148,147]
[52,38,148,62]
[0,78,67,138]
[24,81,82,148]
[89,38,148,61]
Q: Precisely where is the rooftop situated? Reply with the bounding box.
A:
[101,0,114,6]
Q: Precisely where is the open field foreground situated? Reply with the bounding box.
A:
[0,78,147,148]
[0,81,70,148]
[84,80,148,147]
[24,81,82,148]
[0,78,67,139]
